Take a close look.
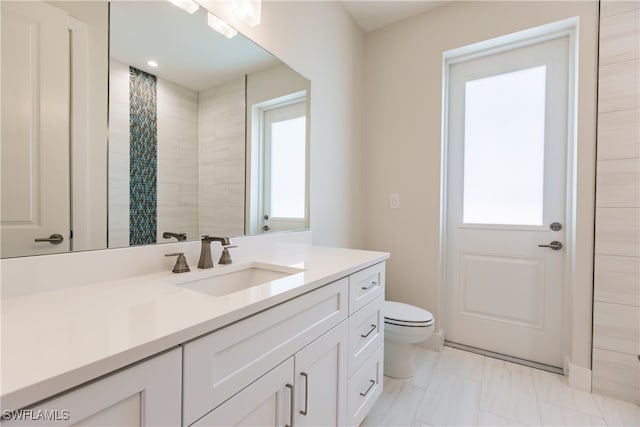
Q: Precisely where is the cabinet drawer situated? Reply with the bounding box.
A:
[347,344,383,426]
[349,263,385,314]
[348,295,383,377]
[183,278,348,426]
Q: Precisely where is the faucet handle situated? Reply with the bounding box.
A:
[218,245,237,265]
[165,252,190,273]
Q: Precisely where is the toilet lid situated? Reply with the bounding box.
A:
[384,301,434,325]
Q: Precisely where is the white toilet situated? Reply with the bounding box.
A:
[383,301,435,379]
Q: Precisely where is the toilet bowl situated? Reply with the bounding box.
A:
[383,301,434,379]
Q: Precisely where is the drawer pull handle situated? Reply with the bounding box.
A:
[360,324,377,338]
[361,281,378,291]
[300,372,309,416]
[285,383,294,427]
[360,379,376,397]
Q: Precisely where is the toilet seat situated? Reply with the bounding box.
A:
[384,301,434,327]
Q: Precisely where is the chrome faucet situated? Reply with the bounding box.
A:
[198,236,231,269]
[162,231,187,241]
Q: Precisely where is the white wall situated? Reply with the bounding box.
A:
[198,77,246,237]
[362,1,599,371]
[199,0,365,248]
[107,60,130,248]
[157,77,200,242]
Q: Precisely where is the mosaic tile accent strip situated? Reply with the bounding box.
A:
[129,67,157,246]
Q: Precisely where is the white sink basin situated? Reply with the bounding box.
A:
[171,262,305,297]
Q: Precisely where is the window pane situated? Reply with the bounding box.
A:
[463,66,546,225]
[270,116,306,218]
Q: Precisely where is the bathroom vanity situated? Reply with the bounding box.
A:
[1,246,387,426]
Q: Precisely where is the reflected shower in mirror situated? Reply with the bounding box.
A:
[109,1,311,249]
[0,0,310,258]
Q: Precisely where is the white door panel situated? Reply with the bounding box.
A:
[445,34,571,367]
[1,1,70,257]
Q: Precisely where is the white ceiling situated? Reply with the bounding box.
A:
[341,0,445,32]
[110,1,280,92]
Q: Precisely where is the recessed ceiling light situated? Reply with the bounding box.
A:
[207,13,238,39]
[147,60,159,68]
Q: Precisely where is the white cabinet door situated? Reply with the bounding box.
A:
[295,322,348,427]
[1,0,71,257]
[192,357,295,427]
[3,349,182,426]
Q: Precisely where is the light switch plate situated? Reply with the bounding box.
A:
[390,193,400,209]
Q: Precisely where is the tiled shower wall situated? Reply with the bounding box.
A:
[157,79,199,242]
[592,0,640,404]
[108,59,199,247]
[198,77,246,237]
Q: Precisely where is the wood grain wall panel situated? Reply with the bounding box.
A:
[599,8,640,65]
[595,208,640,257]
[597,109,640,160]
[594,255,640,306]
[598,59,640,113]
[596,159,640,207]
[592,348,640,404]
[593,301,640,354]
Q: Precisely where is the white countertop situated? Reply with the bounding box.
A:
[1,245,388,411]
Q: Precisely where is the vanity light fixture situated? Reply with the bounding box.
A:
[167,0,200,14]
[147,60,159,68]
[207,13,238,39]
[232,0,261,27]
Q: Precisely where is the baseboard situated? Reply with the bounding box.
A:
[419,328,444,351]
[567,361,592,392]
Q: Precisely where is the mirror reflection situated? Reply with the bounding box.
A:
[0,0,310,258]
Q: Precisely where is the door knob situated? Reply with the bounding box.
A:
[262,225,270,231]
[538,241,563,251]
[34,233,64,245]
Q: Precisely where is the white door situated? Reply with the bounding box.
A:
[295,322,348,427]
[0,1,70,257]
[445,34,571,368]
[193,357,295,427]
[261,101,307,233]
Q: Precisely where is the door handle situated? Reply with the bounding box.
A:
[34,234,64,245]
[538,241,563,251]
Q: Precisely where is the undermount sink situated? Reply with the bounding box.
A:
[171,262,305,297]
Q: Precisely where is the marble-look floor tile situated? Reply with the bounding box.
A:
[593,393,640,427]
[362,377,425,427]
[538,402,607,426]
[435,346,485,382]
[400,347,441,389]
[414,366,482,426]
[532,369,603,417]
[480,357,541,426]
[477,410,527,426]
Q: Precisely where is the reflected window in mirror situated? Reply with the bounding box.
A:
[0,0,310,258]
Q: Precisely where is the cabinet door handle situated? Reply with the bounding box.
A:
[300,372,309,416]
[359,379,376,397]
[361,281,378,291]
[285,383,294,427]
[360,324,377,338]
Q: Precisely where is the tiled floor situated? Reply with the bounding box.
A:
[362,346,640,427]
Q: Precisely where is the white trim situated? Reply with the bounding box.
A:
[419,328,445,352]
[439,18,579,367]
[69,17,90,252]
[567,360,592,392]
